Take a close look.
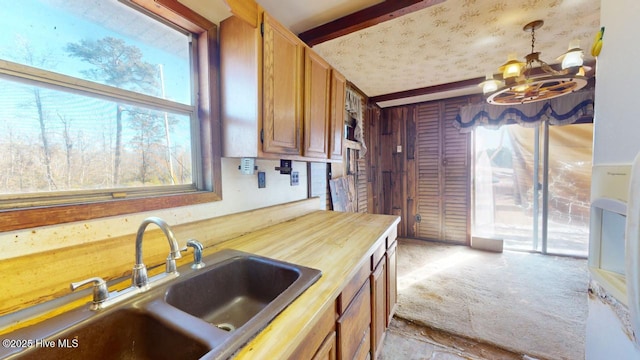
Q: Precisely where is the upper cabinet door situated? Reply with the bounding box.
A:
[304,48,331,159]
[330,70,346,161]
[262,12,303,155]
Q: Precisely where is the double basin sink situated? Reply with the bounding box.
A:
[0,249,322,360]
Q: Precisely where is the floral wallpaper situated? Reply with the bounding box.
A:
[312,0,601,98]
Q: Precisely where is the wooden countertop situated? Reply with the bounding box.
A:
[205,210,400,359]
[0,204,399,359]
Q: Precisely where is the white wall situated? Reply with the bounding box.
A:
[0,158,309,259]
[593,1,640,165]
[587,2,640,359]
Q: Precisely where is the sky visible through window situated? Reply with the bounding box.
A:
[0,0,195,195]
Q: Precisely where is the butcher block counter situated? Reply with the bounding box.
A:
[214,210,400,359]
[0,199,400,360]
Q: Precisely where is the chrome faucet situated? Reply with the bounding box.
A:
[132,217,182,288]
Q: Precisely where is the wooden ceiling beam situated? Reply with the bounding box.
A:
[298,0,445,47]
[370,77,484,103]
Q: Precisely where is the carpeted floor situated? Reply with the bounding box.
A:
[394,239,589,360]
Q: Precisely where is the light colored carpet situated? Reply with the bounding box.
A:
[395,239,588,360]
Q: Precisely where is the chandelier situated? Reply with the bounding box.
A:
[479,20,588,105]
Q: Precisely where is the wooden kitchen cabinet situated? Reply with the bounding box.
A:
[312,332,337,360]
[338,278,371,360]
[371,255,387,360]
[295,229,398,360]
[290,301,337,360]
[220,9,344,162]
[303,47,331,158]
[262,12,304,155]
[386,240,398,326]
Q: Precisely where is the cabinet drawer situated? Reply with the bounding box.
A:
[371,241,385,271]
[338,261,370,314]
[385,227,398,249]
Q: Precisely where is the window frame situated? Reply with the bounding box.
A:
[0,0,222,232]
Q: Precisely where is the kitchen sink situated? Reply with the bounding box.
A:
[166,255,303,329]
[164,251,322,358]
[4,309,210,360]
[0,249,321,360]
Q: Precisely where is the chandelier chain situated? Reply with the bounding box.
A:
[530,26,536,55]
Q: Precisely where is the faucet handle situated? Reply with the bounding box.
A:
[70,277,109,307]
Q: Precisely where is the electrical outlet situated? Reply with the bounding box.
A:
[290,171,299,186]
[276,159,292,174]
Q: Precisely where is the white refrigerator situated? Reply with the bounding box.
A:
[587,1,640,358]
[586,156,640,359]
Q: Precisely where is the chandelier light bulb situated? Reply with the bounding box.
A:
[560,39,584,70]
[483,81,499,94]
[499,53,525,81]
[479,73,502,94]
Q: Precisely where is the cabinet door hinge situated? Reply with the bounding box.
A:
[260,22,264,36]
[260,129,264,143]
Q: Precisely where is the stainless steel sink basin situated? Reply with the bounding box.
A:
[0,249,321,360]
[166,255,302,329]
[165,250,322,359]
[4,309,210,360]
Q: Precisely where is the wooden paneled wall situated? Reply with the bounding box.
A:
[365,104,381,214]
[380,106,413,237]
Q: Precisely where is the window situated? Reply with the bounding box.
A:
[0,0,221,231]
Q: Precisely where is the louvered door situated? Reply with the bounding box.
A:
[415,103,442,240]
[356,157,367,213]
[441,100,470,243]
[415,99,470,244]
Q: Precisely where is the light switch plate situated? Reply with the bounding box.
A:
[290,171,299,186]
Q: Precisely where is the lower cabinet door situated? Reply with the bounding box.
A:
[338,278,371,360]
[386,241,398,326]
[371,258,387,359]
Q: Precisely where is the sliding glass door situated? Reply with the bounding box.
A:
[545,123,592,256]
[473,122,592,257]
[473,126,537,251]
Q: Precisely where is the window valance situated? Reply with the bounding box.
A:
[453,89,594,133]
